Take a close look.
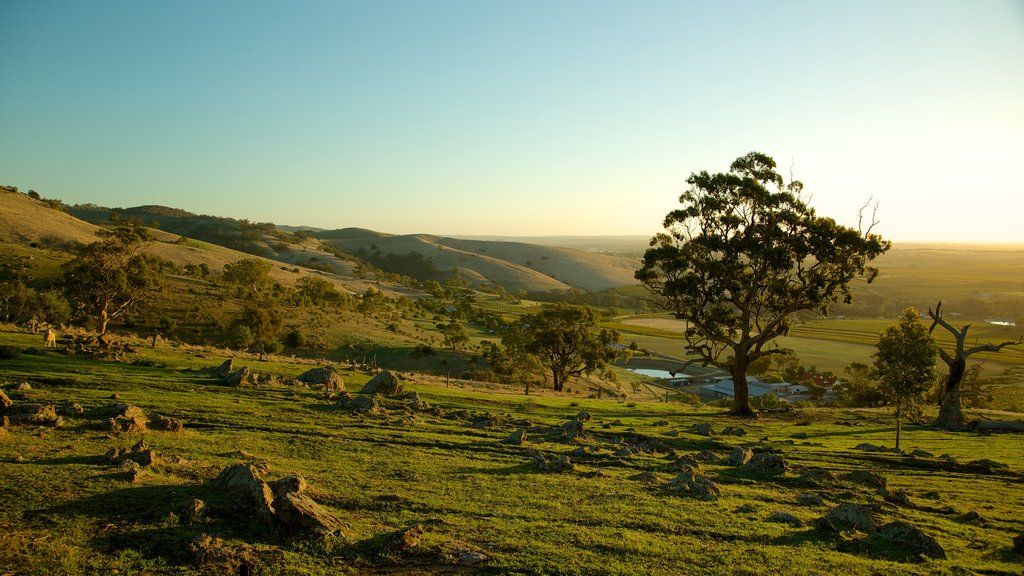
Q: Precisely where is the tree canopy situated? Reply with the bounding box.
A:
[521,303,622,392]
[636,152,890,415]
[60,226,164,340]
[873,308,938,449]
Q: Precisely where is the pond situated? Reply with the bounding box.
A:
[987,320,1016,327]
[628,368,690,380]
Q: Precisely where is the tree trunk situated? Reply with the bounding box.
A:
[552,370,562,392]
[895,413,902,451]
[152,330,159,348]
[98,306,110,337]
[935,358,967,430]
[258,342,266,361]
[729,359,755,416]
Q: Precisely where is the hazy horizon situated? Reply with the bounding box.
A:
[2,1,1022,242]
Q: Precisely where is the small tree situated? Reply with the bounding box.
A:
[522,303,622,392]
[873,308,938,450]
[440,321,470,351]
[637,152,889,415]
[222,258,274,295]
[928,301,1022,429]
[60,227,164,342]
[151,316,177,347]
[237,301,283,360]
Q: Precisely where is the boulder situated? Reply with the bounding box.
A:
[216,463,277,527]
[612,447,633,458]
[667,454,702,472]
[532,452,574,472]
[865,521,946,561]
[909,449,934,458]
[768,511,804,527]
[274,491,349,536]
[223,367,258,387]
[965,459,1010,474]
[665,467,720,501]
[342,395,383,415]
[16,382,31,391]
[843,470,887,490]
[182,498,206,523]
[150,414,184,432]
[187,533,261,573]
[502,429,527,445]
[884,489,912,506]
[796,493,825,507]
[630,471,659,483]
[974,419,1024,433]
[59,403,84,417]
[796,468,837,487]
[401,391,430,411]
[123,460,149,483]
[724,447,753,466]
[361,370,403,395]
[204,358,234,378]
[721,426,747,436]
[296,366,345,393]
[268,474,308,499]
[560,411,591,441]
[853,442,901,454]
[818,503,876,533]
[386,524,424,551]
[690,423,715,436]
[741,453,788,476]
[453,549,488,566]
[5,403,62,427]
[0,389,12,409]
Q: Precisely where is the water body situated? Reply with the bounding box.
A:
[987,320,1016,327]
[629,368,689,380]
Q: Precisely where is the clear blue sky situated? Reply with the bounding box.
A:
[2,1,1022,241]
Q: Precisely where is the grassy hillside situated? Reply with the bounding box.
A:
[1,328,1023,575]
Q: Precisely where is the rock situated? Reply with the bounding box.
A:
[16,382,31,391]
[571,446,590,457]
[884,489,912,506]
[818,503,876,533]
[853,442,901,454]
[920,491,941,500]
[724,447,753,466]
[268,474,307,499]
[695,450,722,462]
[843,470,887,490]
[741,453,788,476]
[909,449,934,458]
[796,468,837,487]
[296,366,345,393]
[796,493,825,507]
[958,511,982,524]
[216,463,277,527]
[768,511,804,527]
[667,454,702,472]
[665,467,720,501]
[865,521,946,561]
[532,452,574,472]
[150,414,184,432]
[560,411,591,441]
[109,414,147,433]
[203,358,234,378]
[5,403,62,427]
[187,533,261,573]
[361,370,403,395]
[223,367,257,387]
[182,498,206,523]
[341,395,383,415]
[0,389,12,409]
[721,426,747,436]
[791,432,809,439]
[387,524,424,551]
[58,403,84,416]
[652,420,670,427]
[734,504,757,514]
[965,459,1010,474]
[502,429,527,445]
[123,460,149,483]
[274,491,349,536]
[612,447,633,458]
[454,549,488,566]
[609,419,624,426]
[690,422,715,436]
[402,391,430,411]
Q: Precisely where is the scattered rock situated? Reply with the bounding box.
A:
[203,358,234,378]
[108,409,147,433]
[150,414,184,432]
[58,403,84,417]
[909,449,934,458]
[796,493,825,507]
[741,453,788,476]
[123,460,150,483]
[223,367,258,387]
[796,468,837,487]
[965,459,1010,474]
[275,491,349,536]
[690,422,715,436]
[695,450,722,462]
[453,549,488,566]
[958,511,982,524]
[920,491,941,500]
[609,419,624,426]
[502,429,527,445]
[721,426,747,436]
[4,403,62,427]
[974,419,1024,433]
[724,447,753,466]
[0,389,12,409]
[560,411,591,441]
[768,511,804,527]
[1013,533,1024,555]
[843,470,887,490]
[667,454,702,472]
[791,432,809,439]
[217,463,277,527]
[818,503,876,533]
[884,489,912,506]
[402,391,430,411]
[734,504,757,514]
[532,452,574,473]
[340,395,383,415]
[297,366,345,392]
[612,447,633,458]
[853,443,901,454]
[864,521,946,561]
[665,467,720,501]
[187,533,261,573]
[361,370,404,395]
[652,420,669,427]
[16,382,31,391]
[268,474,308,499]
[571,446,591,458]
[388,524,424,551]
[182,498,206,523]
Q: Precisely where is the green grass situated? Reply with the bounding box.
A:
[2,328,1023,575]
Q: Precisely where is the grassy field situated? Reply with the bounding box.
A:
[2,328,1023,575]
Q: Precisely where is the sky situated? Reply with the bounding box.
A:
[1,1,1022,242]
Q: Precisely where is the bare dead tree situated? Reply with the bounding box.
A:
[928,301,1022,429]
